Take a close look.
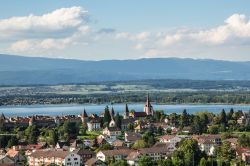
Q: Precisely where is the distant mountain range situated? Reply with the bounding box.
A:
[1,54,250,85]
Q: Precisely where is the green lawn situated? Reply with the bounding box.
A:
[78,130,101,140]
[231,131,250,136]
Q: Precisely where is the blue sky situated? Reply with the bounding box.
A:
[1,0,250,61]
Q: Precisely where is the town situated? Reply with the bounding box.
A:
[0,94,248,166]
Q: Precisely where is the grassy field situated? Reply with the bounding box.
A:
[78,130,101,140]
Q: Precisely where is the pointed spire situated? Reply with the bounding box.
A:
[82,109,88,118]
[111,107,115,118]
[0,113,5,120]
[125,104,129,113]
[146,93,150,106]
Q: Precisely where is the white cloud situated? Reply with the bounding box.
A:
[3,10,250,60]
[0,6,88,38]
[135,32,150,41]
[130,13,250,59]
[161,34,182,46]
[134,43,144,50]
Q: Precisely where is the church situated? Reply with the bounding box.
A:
[127,94,154,119]
[143,93,154,116]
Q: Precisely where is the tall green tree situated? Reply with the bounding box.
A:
[114,113,122,129]
[25,125,39,144]
[110,160,128,166]
[180,109,189,128]
[142,131,155,147]
[154,110,165,122]
[63,121,79,139]
[238,134,250,147]
[138,155,154,166]
[158,159,173,166]
[217,141,235,163]
[177,139,203,166]
[191,116,203,134]
[48,129,58,146]
[103,106,111,125]
[219,109,227,125]
[132,140,147,149]
[199,157,207,166]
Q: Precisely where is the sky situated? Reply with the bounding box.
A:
[1,0,250,61]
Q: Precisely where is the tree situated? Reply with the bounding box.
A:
[198,112,209,133]
[157,126,164,135]
[114,113,122,129]
[217,141,235,163]
[103,106,111,124]
[177,139,203,166]
[110,160,128,166]
[227,108,234,121]
[172,155,184,166]
[127,123,134,131]
[219,109,227,125]
[158,159,173,166]
[25,125,39,144]
[168,113,180,127]
[132,140,147,149]
[63,121,79,139]
[238,134,250,147]
[80,122,88,135]
[7,136,18,148]
[207,125,219,134]
[48,129,58,146]
[191,116,203,134]
[138,155,154,166]
[180,109,189,128]
[199,157,207,166]
[142,131,155,147]
[154,110,165,122]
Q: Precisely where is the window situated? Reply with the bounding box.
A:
[68,158,71,161]
[74,158,78,160]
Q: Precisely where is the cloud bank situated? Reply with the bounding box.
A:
[1,7,250,61]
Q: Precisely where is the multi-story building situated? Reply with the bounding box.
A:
[96,149,134,162]
[28,150,81,166]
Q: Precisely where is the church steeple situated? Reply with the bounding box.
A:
[124,104,129,119]
[146,93,150,106]
[81,109,88,123]
[144,93,154,116]
[110,107,115,118]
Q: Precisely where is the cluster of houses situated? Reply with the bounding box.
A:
[0,94,249,165]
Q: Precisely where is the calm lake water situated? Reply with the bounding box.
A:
[0,103,250,116]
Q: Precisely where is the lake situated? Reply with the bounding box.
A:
[0,103,250,116]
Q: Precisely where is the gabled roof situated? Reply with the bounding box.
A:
[85,158,103,166]
[236,147,250,156]
[30,150,70,158]
[6,149,19,158]
[160,135,176,141]
[133,112,147,117]
[225,138,238,144]
[125,132,142,142]
[99,149,134,157]
[112,140,124,147]
[126,147,171,161]
[73,149,95,155]
[121,118,134,124]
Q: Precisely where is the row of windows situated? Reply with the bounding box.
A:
[66,162,79,165]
